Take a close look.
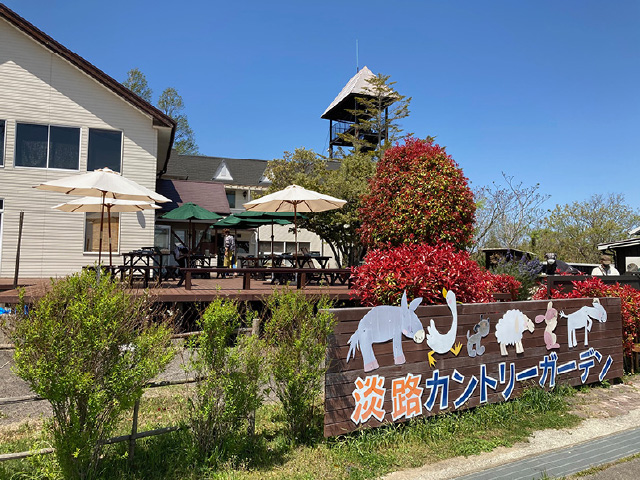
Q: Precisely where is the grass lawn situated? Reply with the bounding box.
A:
[0,382,585,480]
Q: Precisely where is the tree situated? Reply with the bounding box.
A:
[359,137,476,250]
[263,289,335,440]
[10,270,174,479]
[264,148,375,267]
[339,73,411,156]
[532,193,640,263]
[187,298,263,459]
[473,173,550,254]
[122,68,152,103]
[158,87,199,155]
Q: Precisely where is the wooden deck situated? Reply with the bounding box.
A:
[0,275,356,305]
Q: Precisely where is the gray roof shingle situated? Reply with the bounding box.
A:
[164,150,270,187]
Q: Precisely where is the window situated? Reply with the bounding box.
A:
[285,241,310,254]
[88,129,122,172]
[259,241,311,255]
[14,123,80,169]
[226,190,236,209]
[260,241,284,254]
[84,212,119,253]
[0,120,5,166]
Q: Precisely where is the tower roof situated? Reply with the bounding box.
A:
[321,66,377,120]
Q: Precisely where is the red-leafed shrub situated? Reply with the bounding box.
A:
[358,137,476,250]
[488,273,522,301]
[533,277,640,358]
[352,242,520,306]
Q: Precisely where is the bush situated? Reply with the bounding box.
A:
[352,242,520,306]
[10,269,174,480]
[358,137,476,250]
[489,256,543,300]
[533,276,640,358]
[262,288,335,441]
[186,298,264,461]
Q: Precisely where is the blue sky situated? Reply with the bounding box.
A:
[5,1,639,210]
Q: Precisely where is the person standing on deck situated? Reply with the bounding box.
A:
[223,229,236,271]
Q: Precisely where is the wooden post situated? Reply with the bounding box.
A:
[247,315,260,436]
[129,398,140,464]
[13,211,24,289]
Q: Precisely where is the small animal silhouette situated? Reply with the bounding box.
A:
[535,301,560,350]
[561,298,607,348]
[347,291,425,372]
[494,310,535,356]
[466,316,490,357]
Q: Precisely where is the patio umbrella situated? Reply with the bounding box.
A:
[35,167,170,265]
[242,184,346,261]
[233,211,297,259]
[160,202,223,251]
[52,197,160,267]
[213,214,291,265]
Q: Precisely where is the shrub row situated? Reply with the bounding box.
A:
[533,276,640,357]
[352,242,522,306]
[3,270,333,479]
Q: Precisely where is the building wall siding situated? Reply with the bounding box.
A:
[0,19,158,277]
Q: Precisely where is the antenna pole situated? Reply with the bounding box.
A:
[356,39,359,72]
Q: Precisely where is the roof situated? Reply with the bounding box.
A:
[322,67,376,120]
[0,4,176,165]
[156,179,231,215]
[163,150,271,187]
[598,238,640,250]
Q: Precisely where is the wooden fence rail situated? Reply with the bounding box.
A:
[0,324,259,464]
[0,377,198,463]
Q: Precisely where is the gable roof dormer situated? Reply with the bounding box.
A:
[212,160,234,182]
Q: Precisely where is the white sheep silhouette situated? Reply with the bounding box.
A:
[494,309,535,356]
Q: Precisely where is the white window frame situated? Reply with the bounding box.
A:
[83,212,121,255]
[13,122,81,171]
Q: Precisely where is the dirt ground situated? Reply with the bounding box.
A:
[0,335,193,429]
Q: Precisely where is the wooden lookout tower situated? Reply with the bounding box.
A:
[322,66,395,158]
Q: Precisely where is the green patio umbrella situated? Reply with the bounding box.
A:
[215,214,289,229]
[233,211,300,258]
[160,202,223,250]
[215,214,292,260]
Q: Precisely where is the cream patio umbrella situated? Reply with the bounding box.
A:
[242,184,346,263]
[52,197,160,267]
[35,167,170,265]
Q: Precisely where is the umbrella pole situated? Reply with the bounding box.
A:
[98,192,106,266]
[107,205,113,268]
[271,220,275,265]
[294,203,298,267]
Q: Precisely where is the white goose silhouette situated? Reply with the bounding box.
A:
[426,288,463,366]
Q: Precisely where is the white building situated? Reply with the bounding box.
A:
[0,5,175,278]
[162,151,336,265]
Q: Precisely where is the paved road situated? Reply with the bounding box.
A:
[385,377,640,480]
